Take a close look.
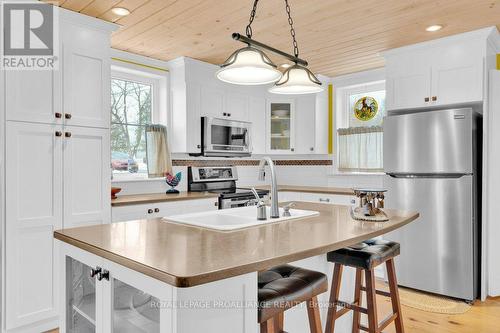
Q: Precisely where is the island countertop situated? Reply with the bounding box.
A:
[54,202,418,288]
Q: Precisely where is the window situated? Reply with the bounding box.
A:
[111,73,156,179]
[336,81,385,173]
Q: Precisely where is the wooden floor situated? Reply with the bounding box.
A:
[45,285,500,333]
[376,282,500,333]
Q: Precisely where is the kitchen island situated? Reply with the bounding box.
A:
[54,201,418,333]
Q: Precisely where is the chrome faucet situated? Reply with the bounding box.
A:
[258,157,279,218]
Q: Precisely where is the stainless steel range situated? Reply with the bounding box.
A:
[187,166,269,209]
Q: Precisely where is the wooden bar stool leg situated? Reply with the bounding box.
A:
[325,263,344,333]
[307,296,322,333]
[351,268,363,333]
[260,318,276,333]
[386,259,405,333]
[274,312,284,333]
[364,269,379,333]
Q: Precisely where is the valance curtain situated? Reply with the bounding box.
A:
[337,126,383,172]
[146,124,172,178]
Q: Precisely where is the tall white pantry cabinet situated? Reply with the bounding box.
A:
[1,9,117,333]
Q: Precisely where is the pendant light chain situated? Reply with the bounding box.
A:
[246,0,259,38]
[284,0,299,58]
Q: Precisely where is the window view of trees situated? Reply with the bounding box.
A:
[111,78,152,174]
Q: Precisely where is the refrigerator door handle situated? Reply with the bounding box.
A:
[386,173,472,179]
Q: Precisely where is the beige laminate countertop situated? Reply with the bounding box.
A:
[111,185,354,207]
[55,202,418,288]
[111,191,219,207]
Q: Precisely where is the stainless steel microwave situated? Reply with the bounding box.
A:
[201,117,252,157]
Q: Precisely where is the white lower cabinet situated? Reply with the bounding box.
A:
[112,198,218,222]
[5,123,62,330]
[59,242,258,333]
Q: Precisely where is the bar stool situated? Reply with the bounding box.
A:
[258,264,328,333]
[325,239,404,333]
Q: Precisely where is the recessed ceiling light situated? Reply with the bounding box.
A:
[426,24,443,32]
[111,7,131,16]
[279,63,292,69]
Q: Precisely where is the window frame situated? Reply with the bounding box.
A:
[111,67,163,181]
[335,80,386,175]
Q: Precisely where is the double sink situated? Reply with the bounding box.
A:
[167,205,319,231]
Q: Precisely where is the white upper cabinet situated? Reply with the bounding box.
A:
[168,57,327,155]
[384,28,499,111]
[431,44,483,106]
[5,70,61,124]
[295,95,317,154]
[225,92,250,121]
[61,18,112,129]
[63,45,110,128]
[199,86,250,121]
[248,97,267,154]
[63,126,110,228]
[386,52,432,110]
[200,85,224,118]
[267,99,296,154]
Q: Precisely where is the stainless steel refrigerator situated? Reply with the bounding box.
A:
[383,107,480,302]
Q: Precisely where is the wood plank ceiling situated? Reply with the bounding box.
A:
[45,0,500,77]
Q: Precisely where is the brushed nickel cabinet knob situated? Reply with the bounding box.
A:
[65,132,72,138]
[55,131,62,137]
[65,113,72,119]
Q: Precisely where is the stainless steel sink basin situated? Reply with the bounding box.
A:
[165,206,319,231]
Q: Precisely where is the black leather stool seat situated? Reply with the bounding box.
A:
[258,264,328,323]
[327,239,400,270]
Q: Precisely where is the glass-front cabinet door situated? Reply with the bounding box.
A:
[267,100,295,153]
[66,257,97,333]
[111,279,160,332]
[63,247,171,333]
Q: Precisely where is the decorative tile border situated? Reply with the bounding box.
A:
[172,159,333,167]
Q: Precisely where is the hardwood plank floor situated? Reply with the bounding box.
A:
[376,282,500,333]
[44,285,500,333]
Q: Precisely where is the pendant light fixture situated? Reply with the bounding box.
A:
[217,0,323,94]
[216,1,282,85]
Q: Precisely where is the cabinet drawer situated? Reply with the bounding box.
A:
[299,193,354,205]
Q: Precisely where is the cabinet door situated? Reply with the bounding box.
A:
[65,254,99,332]
[431,46,483,105]
[5,122,62,330]
[180,198,219,214]
[386,54,431,110]
[63,126,110,227]
[101,258,172,333]
[5,70,61,124]
[248,97,266,154]
[63,44,110,128]
[200,86,224,118]
[225,92,249,121]
[267,99,296,154]
[294,95,316,154]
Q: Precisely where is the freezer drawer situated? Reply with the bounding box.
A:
[384,108,474,174]
[384,175,476,301]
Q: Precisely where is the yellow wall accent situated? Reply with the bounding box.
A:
[111,57,169,72]
[497,54,500,70]
[328,84,334,155]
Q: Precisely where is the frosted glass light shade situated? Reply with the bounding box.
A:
[269,64,323,94]
[217,46,282,85]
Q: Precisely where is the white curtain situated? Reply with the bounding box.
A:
[146,124,172,178]
[337,126,383,172]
